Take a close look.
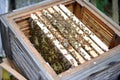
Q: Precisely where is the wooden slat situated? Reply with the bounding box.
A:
[59,4,109,52]
[17,20,30,29]
[52,6,101,56]
[82,13,110,46]
[81,7,115,46]
[10,38,40,79]
[36,12,85,64]
[23,30,30,37]
[86,62,120,80]
[31,14,78,67]
[20,26,30,31]
[58,4,107,53]
[83,12,113,38]
[83,11,113,42]
[0,59,27,80]
[42,10,91,60]
[84,7,114,36]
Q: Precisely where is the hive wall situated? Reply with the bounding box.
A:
[1,0,120,80]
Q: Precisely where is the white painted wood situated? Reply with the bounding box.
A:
[31,14,78,67]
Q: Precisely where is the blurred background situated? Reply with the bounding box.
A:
[0,0,120,25]
[89,0,120,25]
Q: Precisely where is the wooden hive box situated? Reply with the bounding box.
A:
[0,0,120,80]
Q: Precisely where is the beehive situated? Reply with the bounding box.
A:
[0,0,120,80]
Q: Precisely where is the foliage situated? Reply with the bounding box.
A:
[90,0,112,17]
[96,0,109,13]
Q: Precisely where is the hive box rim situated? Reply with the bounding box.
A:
[1,0,120,80]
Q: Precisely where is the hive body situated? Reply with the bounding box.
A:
[0,0,120,80]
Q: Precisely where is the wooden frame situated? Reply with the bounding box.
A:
[0,0,120,80]
[0,58,27,80]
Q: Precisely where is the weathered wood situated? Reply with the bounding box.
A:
[77,0,120,36]
[17,20,30,29]
[0,32,4,57]
[82,8,114,46]
[85,62,120,80]
[1,0,120,80]
[0,16,13,59]
[0,58,27,80]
